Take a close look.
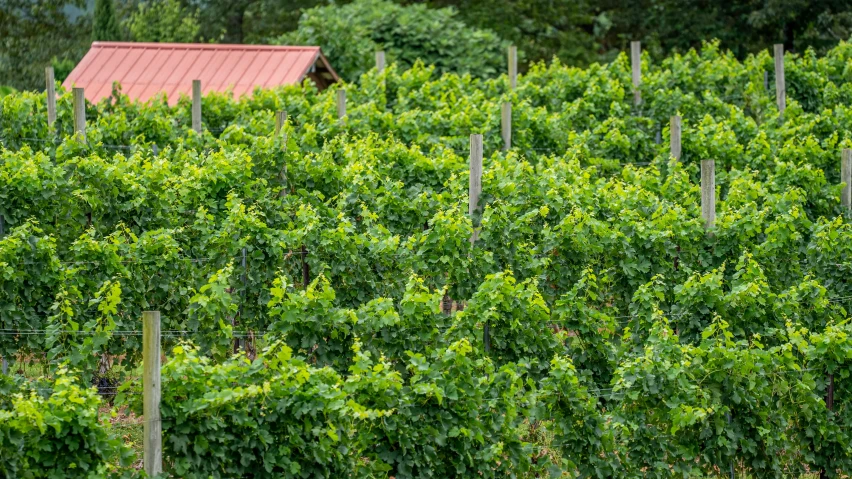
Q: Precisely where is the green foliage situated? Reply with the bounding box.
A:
[347,339,535,478]
[450,271,560,374]
[148,341,360,478]
[279,0,509,81]
[50,56,76,84]
[124,0,202,43]
[92,0,121,42]
[0,369,133,477]
[0,0,90,91]
[4,40,852,477]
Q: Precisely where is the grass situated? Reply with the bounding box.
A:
[105,406,145,469]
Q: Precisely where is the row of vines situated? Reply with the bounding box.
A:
[3,40,852,477]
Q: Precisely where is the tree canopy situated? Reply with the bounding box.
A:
[124,0,202,43]
[279,0,509,81]
[93,0,121,41]
[2,0,852,90]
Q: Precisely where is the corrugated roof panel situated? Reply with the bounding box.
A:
[90,46,129,100]
[251,51,280,89]
[121,48,160,100]
[63,42,339,105]
[237,50,268,87]
[271,50,316,86]
[208,50,243,92]
[224,50,260,96]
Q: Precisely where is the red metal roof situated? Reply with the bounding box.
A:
[63,42,339,105]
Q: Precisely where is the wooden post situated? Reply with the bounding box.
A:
[670,116,682,161]
[842,148,852,211]
[142,311,162,476]
[469,133,487,350]
[774,44,786,114]
[276,110,289,196]
[469,134,483,244]
[45,67,57,129]
[375,51,385,73]
[72,88,86,141]
[192,80,202,133]
[701,160,716,230]
[508,45,518,89]
[469,135,483,216]
[274,110,287,136]
[501,102,511,151]
[764,71,769,91]
[337,89,346,119]
[631,41,642,106]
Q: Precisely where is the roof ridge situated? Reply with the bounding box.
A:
[91,42,321,52]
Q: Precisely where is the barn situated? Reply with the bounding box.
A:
[62,42,339,105]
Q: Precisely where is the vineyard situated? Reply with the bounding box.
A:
[3,40,852,477]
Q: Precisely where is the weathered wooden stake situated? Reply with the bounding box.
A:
[45,67,57,129]
[274,110,287,135]
[701,160,716,230]
[469,134,483,244]
[501,102,512,151]
[376,51,386,73]
[192,80,202,133]
[72,88,86,141]
[142,311,162,476]
[774,44,786,114]
[631,41,642,106]
[670,116,682,161]
[508,45,518,89]
[469,133,487,350]
[276,110,289,196]
[337,89,346,119]
[842,148,852,211]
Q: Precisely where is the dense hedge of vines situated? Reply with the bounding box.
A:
[3,40,852,477]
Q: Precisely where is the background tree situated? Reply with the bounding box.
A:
[3,0,852,91]
[188,0,330,44]
[409,0,605,66]
[124,0,202,43]
[0,0,90,91]
[280,0,509,81]
[93,0,121,41]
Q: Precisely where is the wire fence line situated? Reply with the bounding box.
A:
[0,94,786,157]
[18,364,825,402]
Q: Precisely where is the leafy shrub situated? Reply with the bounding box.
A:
[279,0,509,81]
[151,341,363,478]
[0,370,133,478]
